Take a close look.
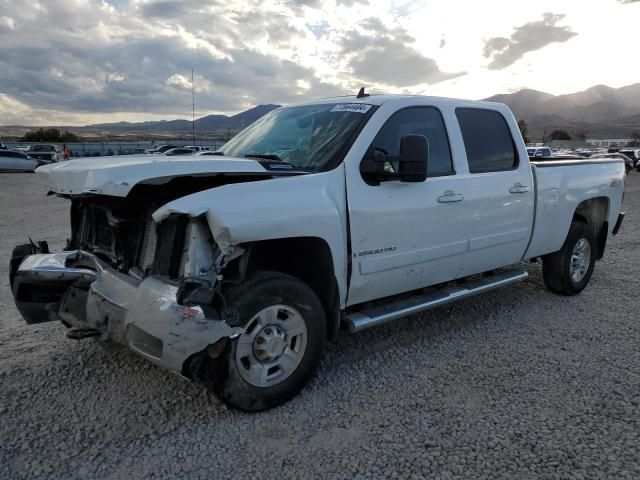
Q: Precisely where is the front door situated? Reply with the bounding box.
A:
[345,105,468,306]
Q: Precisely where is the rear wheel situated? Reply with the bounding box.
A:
[542,221,596,296]
[203,271,326,411]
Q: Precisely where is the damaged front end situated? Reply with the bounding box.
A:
[10,204,243,375]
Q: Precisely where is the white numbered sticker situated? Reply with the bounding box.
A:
[330,104,373,114]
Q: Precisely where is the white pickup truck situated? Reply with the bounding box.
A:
[10,94,626,411]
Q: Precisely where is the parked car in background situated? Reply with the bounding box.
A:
[0,150,41,172]
[117,148,147,156]
[145,144,178,154]
[527,147,552,158]
[27,145,59,163]
[619,150,638,168]
[594,153,633,174]
[164,147,196,156]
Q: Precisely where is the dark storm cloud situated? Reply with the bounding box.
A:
[483,13,577,70]
[0,37,338,114]
[338,18,464,86]
[290,0,324,8]
[0,0,344,117]
[140,0,197,18]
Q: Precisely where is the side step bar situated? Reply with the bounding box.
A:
[344,270,528,333]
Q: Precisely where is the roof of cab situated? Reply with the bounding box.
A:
[290,93,507,110]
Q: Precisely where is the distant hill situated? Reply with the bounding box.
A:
[485,89,555,119]
[3,84,639,140]
[85,104,281,135]
[485,83,640,139]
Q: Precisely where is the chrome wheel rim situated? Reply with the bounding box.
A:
[570,238,591,283]
[235,305,307,387]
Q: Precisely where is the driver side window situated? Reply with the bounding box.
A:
[368,107,454,177]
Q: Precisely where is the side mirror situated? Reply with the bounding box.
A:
[359,134,428,185]
[397,134,428,182]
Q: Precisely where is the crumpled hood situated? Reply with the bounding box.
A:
[36,154,271,197]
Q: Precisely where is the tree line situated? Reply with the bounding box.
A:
[21,128,80,143]
[517,120,640,146]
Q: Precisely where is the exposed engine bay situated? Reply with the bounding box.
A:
[64,175,259,280]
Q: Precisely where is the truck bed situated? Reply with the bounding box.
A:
[525,158,625,259]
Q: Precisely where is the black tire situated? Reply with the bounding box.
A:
[625,164,631,175]
[542,221,596,296]
[205,271,326,412]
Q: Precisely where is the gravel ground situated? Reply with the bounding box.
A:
[1,172,639,480]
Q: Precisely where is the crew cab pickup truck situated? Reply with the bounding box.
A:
[10,94,625,411]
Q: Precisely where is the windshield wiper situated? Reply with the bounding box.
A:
[243,153,309,172]
[209,151,225,156]
[244,153,283,161]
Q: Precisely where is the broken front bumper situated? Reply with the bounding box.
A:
[10,247,241,374]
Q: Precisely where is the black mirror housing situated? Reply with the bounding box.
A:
[398,134,428,182]
[359,134,428,185]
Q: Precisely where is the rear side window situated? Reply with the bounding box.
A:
[368,107,453,177]
[456,108,518,173]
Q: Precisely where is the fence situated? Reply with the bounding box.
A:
[3,140,226,157]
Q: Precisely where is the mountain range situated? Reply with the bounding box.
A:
[1,83,639,140]
[484,83,640,139]
[84,104,281,135]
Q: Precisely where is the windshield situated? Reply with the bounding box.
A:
[220,103,373,171]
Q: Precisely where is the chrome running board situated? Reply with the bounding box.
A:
[344,270,528,333]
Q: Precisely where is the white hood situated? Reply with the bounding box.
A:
[36,154,271,197]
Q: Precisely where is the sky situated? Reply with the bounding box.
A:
[0,0,638,125]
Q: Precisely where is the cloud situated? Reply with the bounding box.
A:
[0,93,33,124]
[618,0,640,3]
[0,0,345,123]
[291,0,324,7]
[483,13,577,70]
[0,16,15,32]
[337,0,369,5]
[338,18,464,87]
[106,73,125,83]
[140,0,216,18]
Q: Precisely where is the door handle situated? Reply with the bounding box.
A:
[437,191,464,203]
[509,183,530,194]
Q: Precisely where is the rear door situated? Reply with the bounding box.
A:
[345,105,468,306]
[453,107,534,276]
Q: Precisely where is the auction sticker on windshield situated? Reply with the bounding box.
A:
[330,104,373,114]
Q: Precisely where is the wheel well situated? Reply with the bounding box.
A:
[223,237,341,340]
[573,197,609,260]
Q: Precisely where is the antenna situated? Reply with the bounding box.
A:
[356,87,369,98]
[191,69,196,148]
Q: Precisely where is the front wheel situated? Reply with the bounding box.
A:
[542,221,596,296]
[203,271,326,412]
